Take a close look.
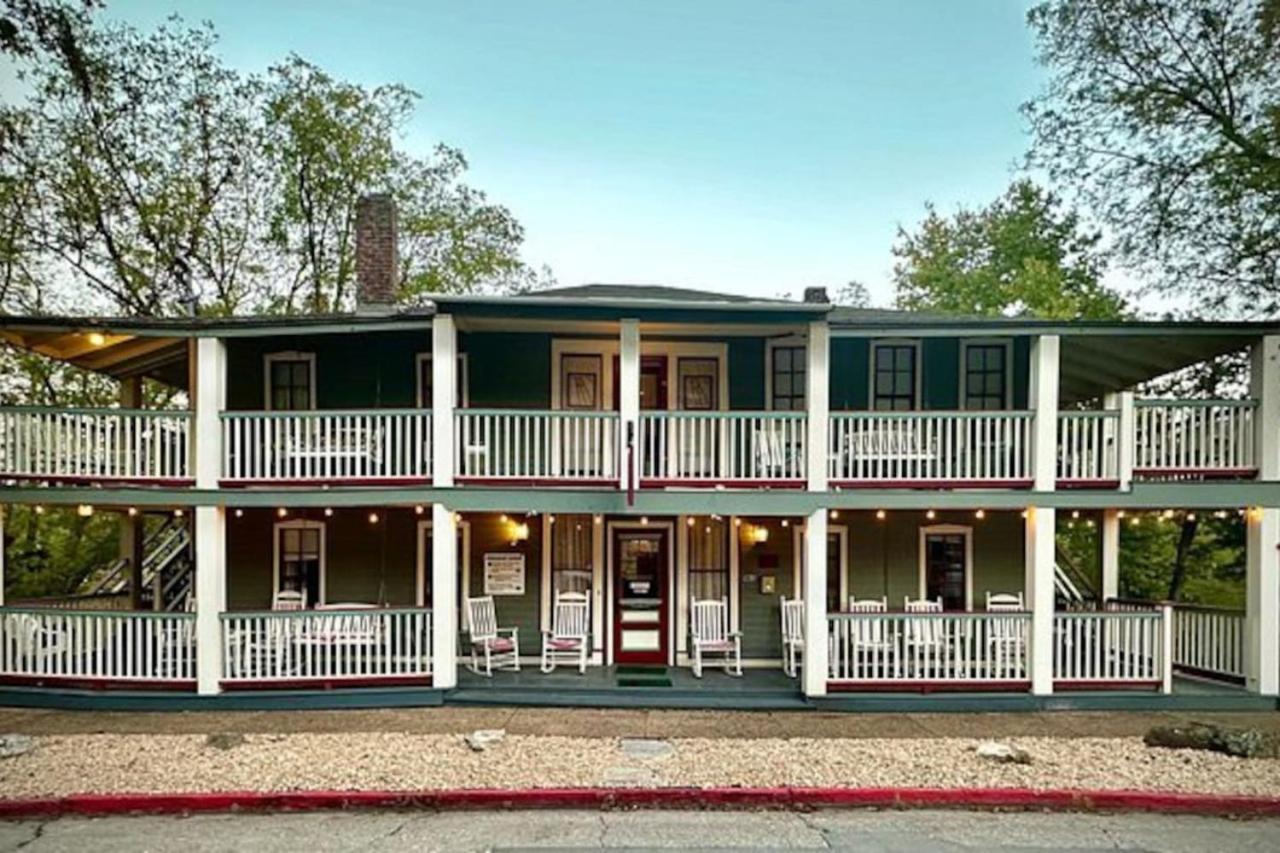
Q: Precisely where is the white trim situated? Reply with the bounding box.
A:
[272,518,326,606]
[416,517,472,613]
[415,352,469,408]
[868,339,922,410]
[795,522,849,610]
[917,523,974,611]
[550,339,728,412]
[958,338,1013,410]
[764,336,808,411]
[604,519,676,666]
[263,351,316,411]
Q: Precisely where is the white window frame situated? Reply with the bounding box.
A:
[415,353,470,408]
[272,518,326,606]
[415,517,472,617]
[550,339,728,412]
[795,523,849,612]
[765,336,808,411]
[958,339,1014,410]
[263,352,317,411]
[917,523,974,611]
[868,339,922,411]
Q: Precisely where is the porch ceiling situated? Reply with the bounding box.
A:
[1059,334,1251,403]
[0,328,190,390]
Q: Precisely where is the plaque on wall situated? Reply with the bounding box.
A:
[483,553,526,595]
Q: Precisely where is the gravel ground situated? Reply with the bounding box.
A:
[1,732,1278,799]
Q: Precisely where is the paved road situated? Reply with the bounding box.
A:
[0,809,1276,851]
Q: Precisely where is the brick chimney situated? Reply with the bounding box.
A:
[355,194,398,314]
[803,286,829,304]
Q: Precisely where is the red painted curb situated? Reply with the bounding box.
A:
[1,787,1279,819]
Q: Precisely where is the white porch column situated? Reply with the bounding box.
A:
[1100,508,1120,602]
[431,503,459,689]
[1025,506,1056,696]
[802,508,829,698]
[192,337,227,696]
[1116,392,1135,491]
[618,319,640,491]
[1245,507,1279,695]
[1246,335,1280,695]
[432,315,457,488]
[1029,335,1060,492]
[0,504,6,607]
[806,321,829,492]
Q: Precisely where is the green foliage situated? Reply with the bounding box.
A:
[2,505,119,599]
[892,180,1126,320]
[1025,0,1280,318]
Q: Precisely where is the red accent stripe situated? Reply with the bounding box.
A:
[829,479,1033,489]
[220,676,431,691]
[1132,467,1257,478]
[1052,680,1161,691]
[219,478,431,488]
[1,787,1278,818]
[455,477,618,488]
[1056,479,1121,490]
[1,475,194,487]
[827,680,1031,693]
[639,479,806,489]
[0,676,195,692]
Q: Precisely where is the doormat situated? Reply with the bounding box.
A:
[616,666,673,688]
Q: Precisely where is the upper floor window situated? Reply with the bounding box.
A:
[560,354,603,410]
[264,353,315,411]
[417,354,468,408]
[678,358,718,411]
[962,341,1010,410]
[871,342,918,410]
[769,345,806,411]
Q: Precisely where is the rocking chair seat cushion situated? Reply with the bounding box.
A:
[477,637,516,652]
[696,639,737,652]
[546,637,583,650]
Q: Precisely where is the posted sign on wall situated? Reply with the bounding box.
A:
[483,553,526,596]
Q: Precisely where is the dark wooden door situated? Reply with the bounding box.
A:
[924,532,967,610]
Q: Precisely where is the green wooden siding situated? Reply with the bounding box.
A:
[728,338,766,409]
[225,331,426,411]
[464,512,544,655]
[736,518,796,658]
[462,332,552,408]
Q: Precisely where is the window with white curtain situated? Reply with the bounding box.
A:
[551,514,593,596]
[688,516,730,603]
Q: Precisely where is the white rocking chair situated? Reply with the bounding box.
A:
[690,597,742,678]
[779,596,804,678]
[272,588,307,611]
[985,591,1024,612]
[541,591,590,674]
[466,596,520,676]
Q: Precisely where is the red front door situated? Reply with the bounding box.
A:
[612,527,669,664]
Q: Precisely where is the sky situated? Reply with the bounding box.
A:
[106,1,1042,305]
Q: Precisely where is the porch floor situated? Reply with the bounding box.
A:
[449,665,808,710]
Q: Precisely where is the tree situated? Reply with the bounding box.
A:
[892,180,1126,319]
[1024,0,1280,318]
[834,280,872,308]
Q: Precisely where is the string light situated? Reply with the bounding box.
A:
[1214,510,1228,519]
[925,509,936,520]
[594,515,603,525]
[640,516,649,525]
[500,514,509,523]
[1130,516,1141,527]
[368,512,379,524]
[1117,510,1126,519]
[875,509,886,521]
[687,517,696,527]
[974,509,986,520]
[1187,512,1197,522]
[781,519,789,527]
[1072,510,1080,520]
[276,508,288,518]
[173,508,184,518]
[76,504,93,517]
[34,505,44,515]
[415,505,424,515]
[234,508,244,518]
[127,507,139,517]
[1162,509,1175,520]
[324,508,334,517]
[548,515,556,524]
[87,332,106,346]
[830,510,839,520]
[734,518,742,527]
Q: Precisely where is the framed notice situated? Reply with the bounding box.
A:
[484,553,526,596]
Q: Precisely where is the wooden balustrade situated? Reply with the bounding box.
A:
[0,407,191,482]
[454,409,619,482]
[828,411,1033,485]
[1053,609,1170,690]
[1107,598,1244,683]
[827,612,1031,686]
[221,410,432,483]
[1133,400,1256,476]
[220,608,432,684]
[1057,410,1119,484]
[639,412,807,484]
[0,608,195,683]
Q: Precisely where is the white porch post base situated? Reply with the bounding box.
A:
[194,505,226,696]
[802,509,829,698]
[432,503,459,689]
[1246,507,1279,695]
[1026,506,1056,696]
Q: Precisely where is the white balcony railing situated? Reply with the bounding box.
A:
[455,409,619,481]
[1057,410,1119,483]
[0,406,191,481]
[1109,599,1244,683]
[827,612,1031,685]
[0,608,196,683]
[1133,400,1256,476]
[220,410,432,482]
[828,411,1033,484]
[1053,609,1170,690]
[221,608,432,684]
[638,411,807,484]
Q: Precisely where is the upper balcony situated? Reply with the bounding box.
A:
[0,289,1274,495]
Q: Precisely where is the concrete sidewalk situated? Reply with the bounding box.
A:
[1,705,1276,739]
